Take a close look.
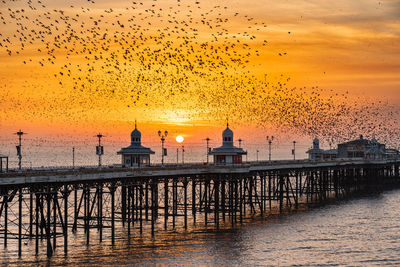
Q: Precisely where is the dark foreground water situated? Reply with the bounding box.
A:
[2,189,400,266]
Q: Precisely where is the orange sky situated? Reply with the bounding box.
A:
[0,0,399,150]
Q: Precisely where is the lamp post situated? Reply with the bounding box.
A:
[266,135,274,163]
[72,147,75,169]
[96,134,104,167]
[14,130,26,171]
[205,137,210,164]
[176,148,179,164]
[292,141,296,161]
[256,150,259,162]
[182,145,185,165]
[158,130,168,166]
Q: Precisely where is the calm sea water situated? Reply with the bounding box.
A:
[2,189,400,266]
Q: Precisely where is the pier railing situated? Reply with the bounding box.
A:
[1,158,390,176]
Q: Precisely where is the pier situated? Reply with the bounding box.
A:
[0,159,399,257]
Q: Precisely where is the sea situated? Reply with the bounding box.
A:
[1,187,400,266]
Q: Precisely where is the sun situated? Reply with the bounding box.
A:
[176,135,184,143]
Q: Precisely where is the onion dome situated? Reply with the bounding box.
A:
[222,122,233,146]
[313,138,320,149]
[131,121,141,146]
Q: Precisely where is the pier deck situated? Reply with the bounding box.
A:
[1,159,395,185]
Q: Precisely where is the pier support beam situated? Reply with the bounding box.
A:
[192,179,196,225]
[35,193,39,255]
[164,179,168,229]
[18,188,22,257]
[64,185,68,255]
[214,178,219,228]
[184,179,188,229]
[111,184,115,246]
[46,188,53,257]
[279,174,284,212]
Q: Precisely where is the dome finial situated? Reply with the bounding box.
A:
[135,119,137,129]
[226,117,229,128]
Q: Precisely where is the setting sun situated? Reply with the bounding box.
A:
[176,135,184,143]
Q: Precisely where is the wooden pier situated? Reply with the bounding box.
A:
[0,159,399,257]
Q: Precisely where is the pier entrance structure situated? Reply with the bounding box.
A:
[338,135,386,159]
[306,138,324,161]
[117,123,155,167]
[209,123,247,164]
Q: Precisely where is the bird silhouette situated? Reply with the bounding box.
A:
[0,0,398,151]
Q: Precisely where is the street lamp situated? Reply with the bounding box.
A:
[237,138,243,148]
[95,134,104,167]
[158,130,168,166]
[182,145,185,165]
[72,147,75,169]
[266,135,274,163]
[256,150,259,162]
[14,130,26,171]
[205,137,211,164]
[292,141,296,161]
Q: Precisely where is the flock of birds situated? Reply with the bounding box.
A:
[0,0,399,148]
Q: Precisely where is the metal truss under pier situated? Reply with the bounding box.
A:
[0,160,399,257]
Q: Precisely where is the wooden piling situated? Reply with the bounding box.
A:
[184,179,188,229]
[192,179,196,225]
[18,188,22,257]
[164,179,168,229]
[111,184,115,246]
[46,188,52,257]
[64,185,68,255]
